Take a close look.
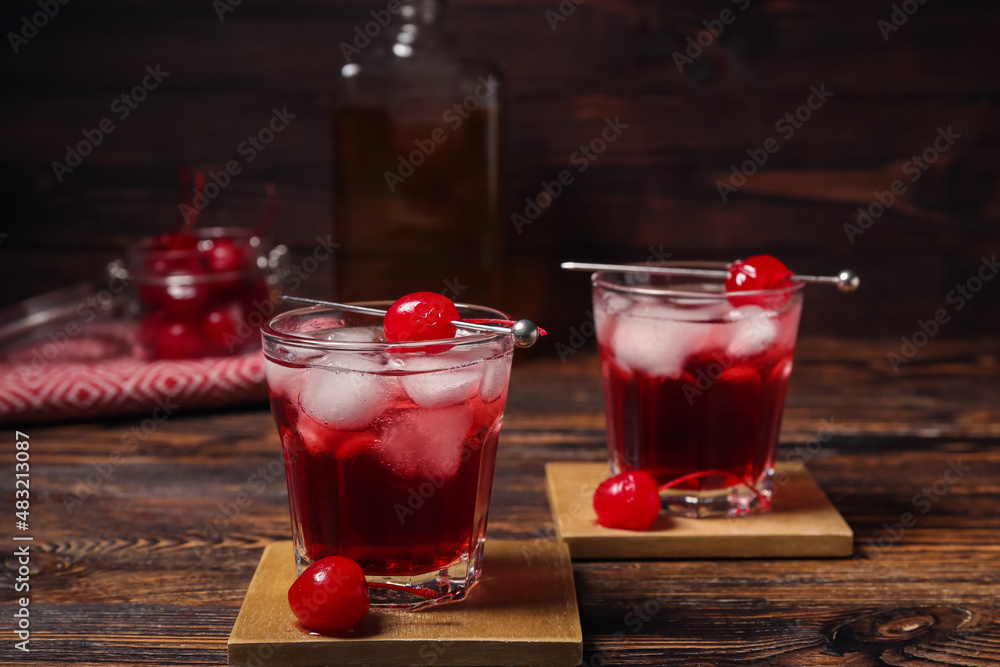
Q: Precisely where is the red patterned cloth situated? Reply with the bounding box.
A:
[0,323,266,424]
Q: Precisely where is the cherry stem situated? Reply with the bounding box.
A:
[172,165,192,233]
[256,182,277,238]
[658,469,742,489]
[657,469,769,505]
[365,581,439,600]
[464,318,548,336]
[172,171,205,249]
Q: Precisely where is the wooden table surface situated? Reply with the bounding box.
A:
[6,337,1000,666]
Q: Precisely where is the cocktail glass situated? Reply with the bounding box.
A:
[592,263,804,518]
[261,302,514,608]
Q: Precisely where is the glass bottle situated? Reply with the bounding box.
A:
[331,0,505,306]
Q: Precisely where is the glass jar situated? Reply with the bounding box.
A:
[127,227,275,359]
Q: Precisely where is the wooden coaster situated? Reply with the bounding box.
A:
[545,462,853,559]
[228,540,583,667]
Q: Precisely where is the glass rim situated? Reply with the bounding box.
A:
[132,270,250,286]
[261,302,512,352]
[592,261,805,299]
[127,226,266,284]
[128,226,263,258]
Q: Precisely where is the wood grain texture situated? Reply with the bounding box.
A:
[545,462,853,559]
[228,540,583,667]
[1,339,999,665]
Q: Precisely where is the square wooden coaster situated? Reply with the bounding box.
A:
[545,462,853,559]
[228,540,583,667]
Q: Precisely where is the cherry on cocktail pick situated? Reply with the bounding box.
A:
[383,292,460,342]
[725,255,793,292]
[561,260,860,293]
[724,254,794,306]
[278,295,545,348]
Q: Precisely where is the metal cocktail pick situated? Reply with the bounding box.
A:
[278,295,541,348]
[560,262,861,293]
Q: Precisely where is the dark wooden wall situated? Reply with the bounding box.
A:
[2,0,999,345]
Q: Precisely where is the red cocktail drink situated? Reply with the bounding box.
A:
[262,304,513,607]
[593,265,803,517]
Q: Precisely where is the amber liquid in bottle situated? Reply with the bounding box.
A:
[331,1,503,305]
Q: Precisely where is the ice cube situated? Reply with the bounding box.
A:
[603,292,632,314]
[396,348,486,408]
[659,298,734,322]
[726,306,778,359]
[610,305,710,379]
[719,365,762,388]
[375,405,474,479]
[453,328,492,340]
[772,307,801,354]
[320,326,381,343]
[594,292,631,331]
[334,430,377,462]
[769,358,794,383]
[264,358,304,400]
[294,412,333,457]
[279,426,300,453]
[300,366,395,431]
[292,414,376,459]
[311,345,393,374]
[479,356,510,403]
[401,363,483,408]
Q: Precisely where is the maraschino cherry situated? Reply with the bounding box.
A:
[288,555,438,633]
[288,556,370,633]
[204,237,244,274]
[593,470,662,531]
[725,254,793,292]
[203,306,241,353]
[725,254,795,307]
[383,292,460,342]
[155,320,207,360]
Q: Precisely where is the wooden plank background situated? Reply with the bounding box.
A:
[2,5,999,663]
[1,0,999,343]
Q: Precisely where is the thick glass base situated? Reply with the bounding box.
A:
[659,469,774,518]
[294,539,485,610]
